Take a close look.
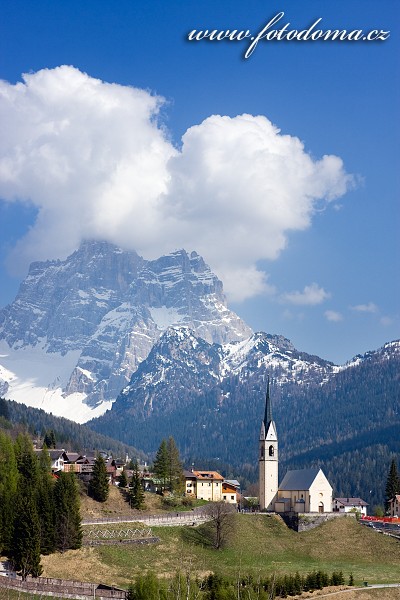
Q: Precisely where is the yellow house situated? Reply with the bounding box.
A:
[185,470,224,501]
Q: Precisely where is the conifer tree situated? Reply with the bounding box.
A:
[11,434,42,579]
[88,455,109,502]
[153,439,169,490]
[14,432,39,486]
[166,436,184,493]
[0,397,10,421]
[36,446,56,554]
[11,484,43,580]
[118,470,128,488]
[129,460,145,509]
[385,458,400,511]
[0,431,18,554]
[54,472,82,552]
[43,429,57,449]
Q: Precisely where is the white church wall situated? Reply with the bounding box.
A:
[309,470,333,513]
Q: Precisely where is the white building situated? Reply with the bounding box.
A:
[276,468,333,513]
[333,497,368,516]
[258,380,333,514]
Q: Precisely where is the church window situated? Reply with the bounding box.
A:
[269,445,274,456]
[261,447,264,458]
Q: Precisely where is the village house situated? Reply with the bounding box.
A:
[333,497,368,516]
[388,495,400,517]
[222,479,241,504]
[34,448,65,473]
[184,470,241,505]
[185,469,224,501]
[35,448,117,484]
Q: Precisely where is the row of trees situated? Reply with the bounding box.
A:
[0,431,81,579]
[126,569,352,600]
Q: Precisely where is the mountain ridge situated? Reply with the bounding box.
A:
[0,241,251,421]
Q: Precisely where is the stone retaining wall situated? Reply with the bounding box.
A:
[0,574,126,599]
[281,511,356,531]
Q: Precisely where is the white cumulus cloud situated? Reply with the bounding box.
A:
[325,310,343,322]
[0,67,353,301]
[350,302,379,313]
[281,283,331,306]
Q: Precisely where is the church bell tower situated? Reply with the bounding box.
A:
[259,377,278,511]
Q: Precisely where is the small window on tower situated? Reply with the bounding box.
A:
[261,447,264,458]
[269,445,274,456]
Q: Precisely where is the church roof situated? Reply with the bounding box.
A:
[279,468,321,491]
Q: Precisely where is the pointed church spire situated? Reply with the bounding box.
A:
[264,376,272,428]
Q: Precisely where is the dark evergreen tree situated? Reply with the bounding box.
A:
[129,461,145,509]
[127,571,161,600]
[385,458,400,511]
[0,431,18,555]
[349,573,354,586]
[43,429,57,449]
[119,470,128,488]
[11,484,42,580]
[36,446,56,554]
[54,472,82,552]
[11,433,42,579]
[153,439,169,490]
[0,398,10,421]
[14,432,39,486]
[88,455,109,502]
[166,436,184,493]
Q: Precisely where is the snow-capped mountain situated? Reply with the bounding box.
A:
[89,335,400,502]
[0,241,251,422]
[97,326,339,423]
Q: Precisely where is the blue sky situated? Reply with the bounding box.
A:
[0,0,398,364]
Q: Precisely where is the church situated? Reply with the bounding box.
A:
[259,379,333,513]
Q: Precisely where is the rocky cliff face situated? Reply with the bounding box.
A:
[0,241,252,420]
[106,327,337,423]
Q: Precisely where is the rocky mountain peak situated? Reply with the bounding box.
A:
[0,241,251,421]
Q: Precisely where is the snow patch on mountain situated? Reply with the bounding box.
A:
[0,339,110,422]
[149,306,184,330]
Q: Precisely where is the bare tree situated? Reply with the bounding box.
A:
[204,501,236,550]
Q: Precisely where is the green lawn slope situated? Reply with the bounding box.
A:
[41,514,400,589]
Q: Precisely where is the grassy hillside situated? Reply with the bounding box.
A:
[41,514,400,589]
[79,485,169,520]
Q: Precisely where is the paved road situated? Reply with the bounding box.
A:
[310,584,400,597]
